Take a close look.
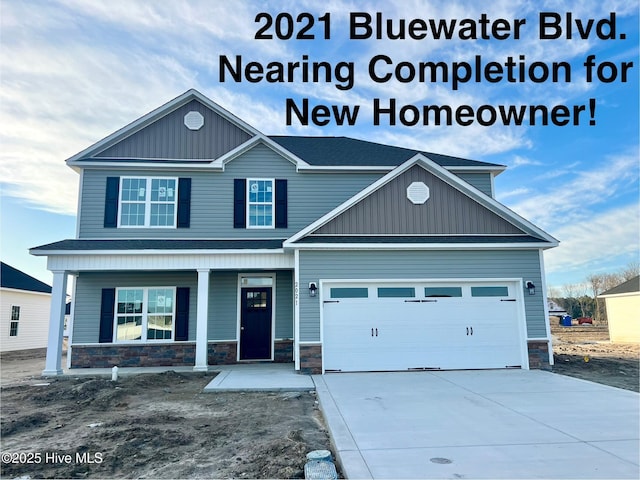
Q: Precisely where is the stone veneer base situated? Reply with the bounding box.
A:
[70,340,294,368]
[528,340,552,370]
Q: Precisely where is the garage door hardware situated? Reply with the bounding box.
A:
[371,328,378,336]
[466,327,474,335]
[403,299,438,303]
[501,299,517,302]
[323,300,340,304]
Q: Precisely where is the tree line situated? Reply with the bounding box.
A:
[548,262,638,324]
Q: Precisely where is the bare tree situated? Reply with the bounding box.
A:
[620,261,640,281]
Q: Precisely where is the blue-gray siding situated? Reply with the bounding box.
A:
[73,271,198,343]
[298,249,546,342]
[95,100,252,160]
[455,172,493,197]
[313,165,521,235]
[73,270,293,344]
[78,144,383,238]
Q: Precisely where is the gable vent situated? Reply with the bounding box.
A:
[184,111,204,130]
[407,182,430,204]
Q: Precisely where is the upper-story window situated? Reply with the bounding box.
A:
[247,179,274,228]
[119,177,178,227]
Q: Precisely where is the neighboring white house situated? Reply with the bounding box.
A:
[1,262,52,352]
[599,275,640,343]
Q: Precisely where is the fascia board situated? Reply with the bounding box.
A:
[597,291,640,299]
[30,249,286,256]
[287,242,556,250]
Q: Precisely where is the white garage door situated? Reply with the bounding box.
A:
[322,281,526,372]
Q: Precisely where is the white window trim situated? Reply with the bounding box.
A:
[246,178,275,229]
[117,177,179,228]
[113,287,177,343]
[236,273,277,361]
[9,305,20,336]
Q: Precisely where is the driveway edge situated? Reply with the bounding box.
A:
[313,375,373,479]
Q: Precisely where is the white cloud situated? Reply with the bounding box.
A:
[544,203,640,275]
[507,151,639,228]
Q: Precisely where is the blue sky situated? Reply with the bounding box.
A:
[1,0,638,292]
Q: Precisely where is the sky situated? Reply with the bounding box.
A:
[1,0,638,293]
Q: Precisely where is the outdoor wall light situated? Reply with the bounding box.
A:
[309,282,318,297]
[526,281,536,295]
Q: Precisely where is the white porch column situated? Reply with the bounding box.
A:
[194,268,210,371]
[42,270,68,376]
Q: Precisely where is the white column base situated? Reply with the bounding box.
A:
[42,270,67,377]
[194,269,210,371]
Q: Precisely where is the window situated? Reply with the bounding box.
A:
[119,177,177,227]
[115,288,175,342]
[330,288,368,298]
[378,287,416,298]
[471,286,509,297]
[425,287,463,297]
[247,179,274,228]
[9,306,20,336]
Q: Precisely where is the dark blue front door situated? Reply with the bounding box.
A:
[240,287,272,360]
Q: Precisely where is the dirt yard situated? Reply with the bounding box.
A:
[551,324,639,392]
[0,354,334,479]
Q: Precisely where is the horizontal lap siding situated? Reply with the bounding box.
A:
[78,145,382,238]
[209,272,237,341]
[298,249,545,342]
[455,172,493,197]
[73,272,197,343]
[276,271,293,339]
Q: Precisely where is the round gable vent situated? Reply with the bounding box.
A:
[407,182,430,204]
[184,111,204,130]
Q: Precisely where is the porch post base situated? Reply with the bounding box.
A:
[42,368,64,376]
[193,365,209,372]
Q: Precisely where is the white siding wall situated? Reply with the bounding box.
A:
[0,289,51,352]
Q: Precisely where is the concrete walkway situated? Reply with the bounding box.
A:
[313,369,640,479]
[203,363,314,392]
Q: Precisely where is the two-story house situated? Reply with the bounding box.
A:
[31,89,558,376]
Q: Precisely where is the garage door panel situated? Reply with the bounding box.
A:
[322,280,526,372]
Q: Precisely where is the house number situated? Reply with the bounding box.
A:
[294,282,299,306]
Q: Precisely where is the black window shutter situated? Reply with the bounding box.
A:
[99,288,116,343]
[233,179,246,228]
[175,287,190,341]
[275,179,288,229]
[177,178,191,228]
[104,177,120,228]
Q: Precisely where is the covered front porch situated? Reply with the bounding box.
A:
[29,239,296,376]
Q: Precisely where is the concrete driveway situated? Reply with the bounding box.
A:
[313,370,640,479]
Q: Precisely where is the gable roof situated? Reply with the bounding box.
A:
[65,89,504,172]
[1,262,52,294]
[599,275,640,297]
[269,136,505,171]
[66,89,261,166]
[285,154,558,248]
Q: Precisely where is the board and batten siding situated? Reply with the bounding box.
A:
[73,272,198,343]
[298,249,545,342]
[0,289,51,352]
[78,144,383,238]
[314,165,521,236]
[95,100,252,160]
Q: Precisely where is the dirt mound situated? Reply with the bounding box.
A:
[0,371,335,479]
